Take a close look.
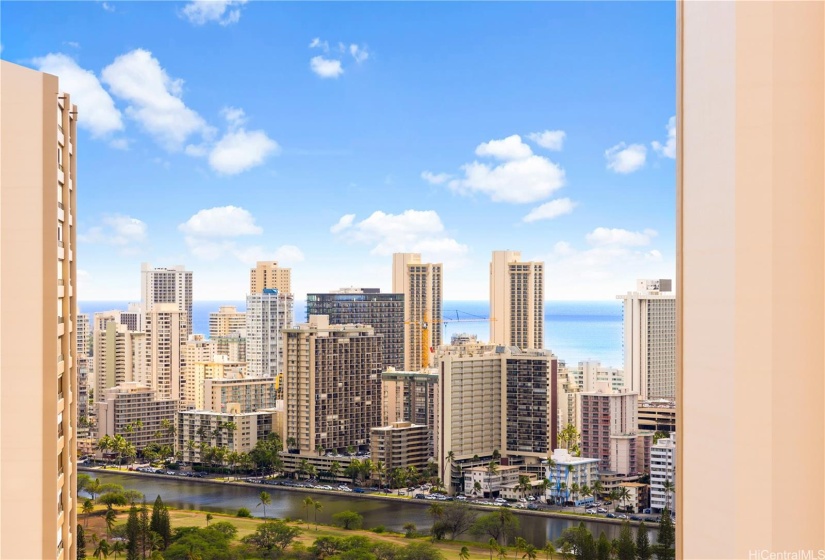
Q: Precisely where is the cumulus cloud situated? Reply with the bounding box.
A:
[79,214,147,253]
[181,0,248,26]
[109,138,130,150]
[208,128,279,175]
[309,38,330,52]
[310,56,344,79]
[585,227,658,247]
[527,130,566,151]
[32,53,123,138]
[523,198,576,223]
[331,209,469,261]
[178,206,262,238]
[421,171,453,185]
[101,49,211,151]
[428,134,566,204]
[101,2,115,12]
[651,116,676,159]
[349,44,369,63]
[605,142,647,174]
[330,214,355,234]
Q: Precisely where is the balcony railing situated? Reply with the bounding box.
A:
[58,201,64,210]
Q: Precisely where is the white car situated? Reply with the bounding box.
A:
[598,507,607,513]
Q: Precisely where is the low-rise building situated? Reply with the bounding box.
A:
[499,476,544,501]
[370,421,430,473]
[464,464,521,498]
[618,482,649,513]
[96,382,177,451]
[544,448,600,506]
[638,399,677,433]
[650,433,676,513]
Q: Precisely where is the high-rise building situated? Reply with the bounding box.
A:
[617,279,676,400]
[213,333,247,363]
[650,433,676,513]
[381,368,439,458]
[437,343,557,492]
[209,305,246,338]
[370,421,430,473]
[392,253,442,370]
[183,355,247,410]
[567,360,624,393]
[76,312,90,358]
[120,302,142,332]
[246,289,293,377]
[181,334,216,408]
[0,60,78,559]
[178,404,280,465]
[204,375,277,414]
[282,316,383,454]
[306,288,404,370]
[145,303,187,402]
[489,250,544,350]
[578,382,651,476]
[141,263,193,335]
[96,382,177,452]
[250,260,291,294]
[93,319,136,400]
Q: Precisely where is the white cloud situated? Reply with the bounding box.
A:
[273,245,305,263]
[605,142,647,174]
[101,49,210,151]
[79,214,147,251]
[179,206,263,238]
[65,41,81,49]
[429,134,566,204]
[310,56,344,79]
[332,210,469,261]
[585,227,658,247]
[309,38,329,52]
[651,116,676,159]
[220,106,247,129]
[349,44,369,63]
[523,198,576,223]
[181,0,248,26]
[330,214,355,234]
[421,171,453,185]
[527,130,566,151]
[475,134,533,161]
[101,2,115,12]
[32,53,123,138]
[208,128,280,175]
[109,138,129,150]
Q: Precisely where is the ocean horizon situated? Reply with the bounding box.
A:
[79,300,624,369]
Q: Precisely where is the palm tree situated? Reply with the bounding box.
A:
[313,499,322,529]
[473,481,482,497]
[374,461,387,489]
[486,461,499,498]
[591,480,604,502]
[104,509,117,537]
[110,540,125,560]
[82,498,95,527]
[570,483,580,505]
[303,496,314,524]
[329,461,342,481]
[524,545,538,560]
[662,480,675,512]
[316,444,325,457]
[608,489,620,513]
[459,546,470,560]
[257,491,271,519]
[543,542,556,560]
[497,545,508,560]
[93,539,110,559]
[514,537,528,560]
[618,486,631,512]
[205,513,213,526]
[489,538,498,560]
[87,478,103,501]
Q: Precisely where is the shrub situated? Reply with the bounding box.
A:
[371,525,386,534]
[237,507,252,518]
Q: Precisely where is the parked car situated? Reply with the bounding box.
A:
[353,488,365,493]
[606,513,617,519]
[414,494,426,499]
[597,508,607,513]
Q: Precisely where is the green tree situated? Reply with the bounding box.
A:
[243,520,302,555]
[459,546,470,560]
[636,522,652,560]
[488,538,498,560]
[257,491,271,519]
[111,541,127,560]
[615,521,636,560]
[438,502,477,540]
[542,542,556,560]
[596,532,611,560]
[82,498,96,527]
[93,539,110,559]
[470,508,520,546]
[333,510,364,530]
[125,505,140,560]
[314,499,323,529]
[513,537,528,560]
[303,496,315,524]
[403,523,418,538]
[150,495,171,550]
[77,524,87,559]
[398,541,445,560]
[653,509,675,560]
[105,508,118,537]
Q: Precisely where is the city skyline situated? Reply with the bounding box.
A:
[1,1,676,301]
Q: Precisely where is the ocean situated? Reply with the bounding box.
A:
[79,300,624,369]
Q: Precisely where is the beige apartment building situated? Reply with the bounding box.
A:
[437,343,557,493]
[94,318,137,401]
[204,376,277,414]
[183,354,247,410]
[178,404,280,465]
[0,60,78,559]
[96,383,177,451]
[556,362,580,432]
[246,289,293,377]
[370,421,430,473]
[146,303,187,403]
[489,250,544,350]
[282,316,383,454]
[381,368,439,458]
[141,263,193,335]
[618,279,676,400]
[209,305,246,338]
[250,260,291,294]
[76,312,90,358]
[392,253,443,370]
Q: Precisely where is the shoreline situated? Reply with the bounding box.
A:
[79,466,648,527]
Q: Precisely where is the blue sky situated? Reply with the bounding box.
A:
[2,1,676,301]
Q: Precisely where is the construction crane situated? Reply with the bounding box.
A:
[406,310,496,368]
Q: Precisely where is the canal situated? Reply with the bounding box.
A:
[83,471,658,547]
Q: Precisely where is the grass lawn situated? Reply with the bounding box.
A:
[81,506,512,560]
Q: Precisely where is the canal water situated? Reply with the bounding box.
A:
[83,471,657,547]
